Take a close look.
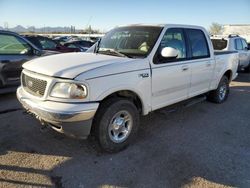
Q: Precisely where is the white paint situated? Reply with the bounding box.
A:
[20,24,239,116]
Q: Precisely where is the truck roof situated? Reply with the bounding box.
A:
[118,24,207,30]
[211,34,241,39]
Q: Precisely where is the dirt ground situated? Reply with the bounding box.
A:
[0,73,249,188]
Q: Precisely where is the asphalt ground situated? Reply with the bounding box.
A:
[0,73,249,188]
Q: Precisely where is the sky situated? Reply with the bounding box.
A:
[0,0,249,31]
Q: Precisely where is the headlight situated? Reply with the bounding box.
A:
[50,82,87,99]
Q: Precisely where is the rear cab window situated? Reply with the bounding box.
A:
[211,39,228,50]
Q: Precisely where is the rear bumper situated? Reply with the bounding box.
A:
[17,87,99,138]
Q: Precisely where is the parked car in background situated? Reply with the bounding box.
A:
[78,36,101,43]
[53,36,70,45]
[211,35,250,72]
[23,35,81,53]
[0,30,58,89]
[17,24,238,152]
[63,40,94,52]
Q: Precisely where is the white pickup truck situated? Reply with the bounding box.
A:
[17,24,238,152]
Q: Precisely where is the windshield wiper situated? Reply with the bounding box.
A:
[98,49,131,58]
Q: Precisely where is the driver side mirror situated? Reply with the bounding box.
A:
[161,47,179,59]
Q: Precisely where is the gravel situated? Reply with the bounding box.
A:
[0,73,249,188]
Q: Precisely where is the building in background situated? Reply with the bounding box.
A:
[223,24,250,42]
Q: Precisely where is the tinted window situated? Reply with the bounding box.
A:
[241,39,248,49]
[186,29,210,58]
[0,34,31,55]
[38,37,57,49]
[211,39,228,50]
[25,37,42,49]
[235,39,243,50]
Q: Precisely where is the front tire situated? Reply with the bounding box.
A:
[244,63,250,73]
[207,75,229,103]
[92,98,139,153]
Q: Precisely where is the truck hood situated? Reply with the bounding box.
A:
[23,52,134,79]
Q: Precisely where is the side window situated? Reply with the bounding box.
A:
[26,37,42,49]
[0,34,31,55]
[155,28,186,63]
[186,29,210,58]
[241,39,248,49]
[38,38,57,49]
[235,39,243,50]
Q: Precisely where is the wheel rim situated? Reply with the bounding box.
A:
[219,82,227,101]
[108,110,133,143]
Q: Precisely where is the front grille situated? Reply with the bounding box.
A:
[22,73,47,97]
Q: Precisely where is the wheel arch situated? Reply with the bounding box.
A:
[97,89,147,115]
[223,69,233,82]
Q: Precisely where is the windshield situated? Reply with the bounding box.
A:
[97,26,163,58]
[211,39,228,50]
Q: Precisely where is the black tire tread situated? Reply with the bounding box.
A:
[244,64,250,73]
[92,97,139,153]
[207,75,229,104]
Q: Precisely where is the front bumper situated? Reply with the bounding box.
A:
[232,73,238,80]
[17,87,99,138]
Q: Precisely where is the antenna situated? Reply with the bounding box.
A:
[86,16,93,28]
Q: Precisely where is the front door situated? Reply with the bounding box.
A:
[151,28,191,110]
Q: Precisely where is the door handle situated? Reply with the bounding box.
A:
[206,62,212,67]
[181,65,189,71]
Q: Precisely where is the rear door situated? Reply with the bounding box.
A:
[0,33,34,86]
[240,39,250,67]
[235,38,248,68]
[185,29,214,97]
[151,28,191,110]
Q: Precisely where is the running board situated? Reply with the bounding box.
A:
[155,95,206,115]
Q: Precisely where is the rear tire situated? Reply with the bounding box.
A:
[92,98,139,153]
[207,76,229,103]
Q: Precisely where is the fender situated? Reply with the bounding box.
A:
[95,85,151,115]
